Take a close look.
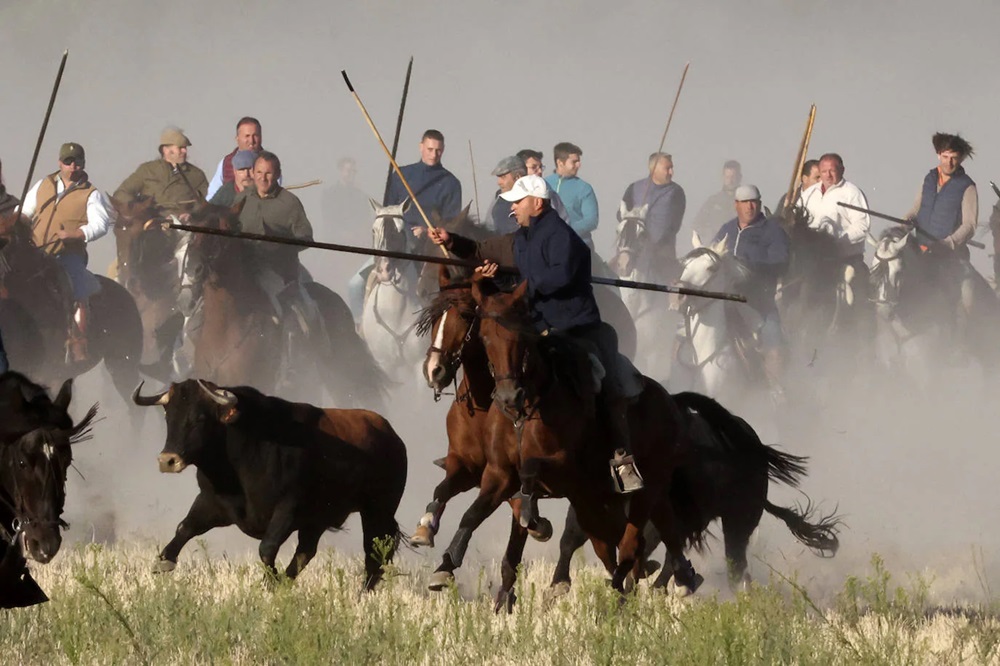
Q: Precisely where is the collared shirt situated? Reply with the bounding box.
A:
[21,175,113,243]
[800,179,870,257]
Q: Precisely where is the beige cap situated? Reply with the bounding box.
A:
[159,126,191,148]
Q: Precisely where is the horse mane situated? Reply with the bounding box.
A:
[415,286,476,337]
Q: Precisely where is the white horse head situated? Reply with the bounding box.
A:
[370,198,411,253]
[870,230,909,309]
[612,202,650,277]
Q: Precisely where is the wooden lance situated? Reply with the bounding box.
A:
[19,50,69,211]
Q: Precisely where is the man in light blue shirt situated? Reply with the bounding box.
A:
[544,142,598,249]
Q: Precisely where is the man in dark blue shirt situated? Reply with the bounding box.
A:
[385,129,462,247]
[430,175,644,493]
[712,185,790,401]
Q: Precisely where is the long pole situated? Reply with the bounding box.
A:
[468,139,481,223]
[341,69,447,257]
[169,222,746,302]
[783,104,816,220]
[837,201,986,249]
[382,57,413,205]
[640,61,690,209]
[19,50,69,210]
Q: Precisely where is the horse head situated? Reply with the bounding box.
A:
[111,195,178,290]
[370,198,410,254]
[671,234,742,311]
[610,202,649,277]
[471,274,534,419]
[418,265,480,394]
[869,227,910,316]
[0,401,96,564]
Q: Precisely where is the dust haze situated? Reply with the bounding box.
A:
[3,0,1000,602]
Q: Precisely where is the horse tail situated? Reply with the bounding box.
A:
[763,499,841,557]
[673,391,808,487]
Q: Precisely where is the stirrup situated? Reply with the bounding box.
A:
[610,450,644,494]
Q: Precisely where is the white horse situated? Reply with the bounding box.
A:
[360,199,426,384]
[669,232,756,402]
[609,202,679,381]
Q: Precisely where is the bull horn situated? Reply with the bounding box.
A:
[132,381,169,406]
[196,379,237,407]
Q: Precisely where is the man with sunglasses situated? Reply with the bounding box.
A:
[20,143,113,363]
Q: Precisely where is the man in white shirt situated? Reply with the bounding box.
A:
[20,142,114,361]
[800,153,870,263]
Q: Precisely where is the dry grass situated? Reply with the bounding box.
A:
[2,543,1000,665]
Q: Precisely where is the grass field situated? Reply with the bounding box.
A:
[3,543,1000,665]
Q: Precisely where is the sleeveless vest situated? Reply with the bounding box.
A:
[221,148,237,185]
[916,167,974,240]
[31,173,95,255]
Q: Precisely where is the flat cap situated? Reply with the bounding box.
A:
[160,126,192,148]
[491,155,526,177]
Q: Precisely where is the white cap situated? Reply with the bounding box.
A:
[499,175,551,202]
[734,184,761,201]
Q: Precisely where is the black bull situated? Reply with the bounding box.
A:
[133,379,407,590]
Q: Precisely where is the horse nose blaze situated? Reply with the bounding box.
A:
[158,452,186,473]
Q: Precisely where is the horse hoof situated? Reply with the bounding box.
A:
[543,581,572,607]
[671,573,704,599]
[410,525,435,548]
[152,559,176,574]
[623,572,636,595]
[427,570,455,591]
[493,590,516,614]
[528,518,553,542]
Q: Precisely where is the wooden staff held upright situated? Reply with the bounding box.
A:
[341,70,448,257]
[782,104,816,222]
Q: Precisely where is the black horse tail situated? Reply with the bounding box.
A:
[673,391,808,488]
[763,499,841,557]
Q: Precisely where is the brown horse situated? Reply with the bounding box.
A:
[0,211,144,419]
[110,196,183,379]
[424,274,694,610]
[185,203,388,407]
[411,268,553,554]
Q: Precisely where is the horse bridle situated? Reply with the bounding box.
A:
[426,306,478,402]
[0,433,70,547]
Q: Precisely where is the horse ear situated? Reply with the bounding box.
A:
[229,198,246,217]
[462,201,473,220]
[711,234,729,256]
[54,379,73,411]
[369,197,380,212]
[512,280,529,302]
[617,200,627,221]
[638,203,649,219]
[400,197,411,214]
[691,230,703,248]
[470,272,487,304]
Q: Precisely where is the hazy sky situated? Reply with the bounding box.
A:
[4,0,1000,280]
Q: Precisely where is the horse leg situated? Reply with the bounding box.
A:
[411,459,477,547]
[611,492,650,595]
[544,504,589,605]
[512,456,552,535]
[494,510,529,614]
[428,469,515,591]
[649,500,703,597]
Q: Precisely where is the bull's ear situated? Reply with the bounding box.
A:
[54,379,73,411]
[220,406,240,424]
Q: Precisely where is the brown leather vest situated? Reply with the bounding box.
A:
[31,173,95,255]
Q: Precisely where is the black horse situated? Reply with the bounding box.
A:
[0,371,97,608]
[0,218,143,421]
[549,391,840,597]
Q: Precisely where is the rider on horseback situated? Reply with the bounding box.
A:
[901,132,979,356]
[234,151,318,364]
[711,185,791,403]
[619,152,686,282]
[20,143,114,363]
[429,175,646,494]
